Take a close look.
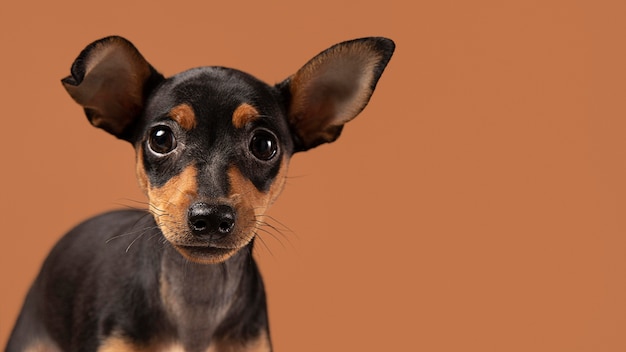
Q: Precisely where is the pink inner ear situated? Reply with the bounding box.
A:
[288,41,384,147]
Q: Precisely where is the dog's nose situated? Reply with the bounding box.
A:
[188,203,236,239]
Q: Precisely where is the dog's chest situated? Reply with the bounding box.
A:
[158,256,242,347]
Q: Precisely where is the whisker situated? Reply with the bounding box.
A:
[148,203,166,213]
[254,220,294,241]
[253,218,297,249]
[106,211,159,243]
[105,226,160,244]
[145,232,163,244]
[253,213,295,234]
[126,230,150,253]
[114,203,145,211]
[112,199,167,214]
[253,231,274,258]
[254,226,289,251]
[114,198,148,207]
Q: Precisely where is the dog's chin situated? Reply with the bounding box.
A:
[172,244,241,264]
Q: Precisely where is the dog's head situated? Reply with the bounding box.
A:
[62,36,394,264]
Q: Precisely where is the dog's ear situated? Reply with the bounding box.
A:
[277,37,394,152]
[62,36,164,142]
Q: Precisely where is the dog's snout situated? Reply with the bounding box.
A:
[188,203,236,238]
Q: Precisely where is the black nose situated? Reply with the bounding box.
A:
[188,203,236,239]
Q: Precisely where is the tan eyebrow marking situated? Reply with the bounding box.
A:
[169,103,196,130]
[232,103,260,129]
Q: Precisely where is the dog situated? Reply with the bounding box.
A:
[6,35,394,352]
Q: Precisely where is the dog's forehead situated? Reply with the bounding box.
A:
[145,66,281,122]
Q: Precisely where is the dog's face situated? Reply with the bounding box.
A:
[133,68,293,263]
[62,36,394,263]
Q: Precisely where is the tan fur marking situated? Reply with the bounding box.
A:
[135,148,149,195]
[147,165,199,244]
[97,336,144,352]
[227,158,288,226]
[232,103,260,129]
[24,341,61,352]
[98,336,184,352]
[176,243,239,264]
[142,164,238,264]
[167,160,288,265]
[207,331,271,352]
[222,159,288,263]
[169,103,197,130]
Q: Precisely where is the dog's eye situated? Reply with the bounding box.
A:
[148,126,177,155]
[250,130,278,161]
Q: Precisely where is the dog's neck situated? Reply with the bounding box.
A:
[159,243,254,349]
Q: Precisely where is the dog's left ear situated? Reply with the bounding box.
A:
[278,37,394,152]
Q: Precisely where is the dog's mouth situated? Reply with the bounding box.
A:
[172,243,243,264]
[150,199,260,264]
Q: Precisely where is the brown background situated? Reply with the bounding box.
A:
[1,1,625,351]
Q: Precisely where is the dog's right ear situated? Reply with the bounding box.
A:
[61,36,164,142]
